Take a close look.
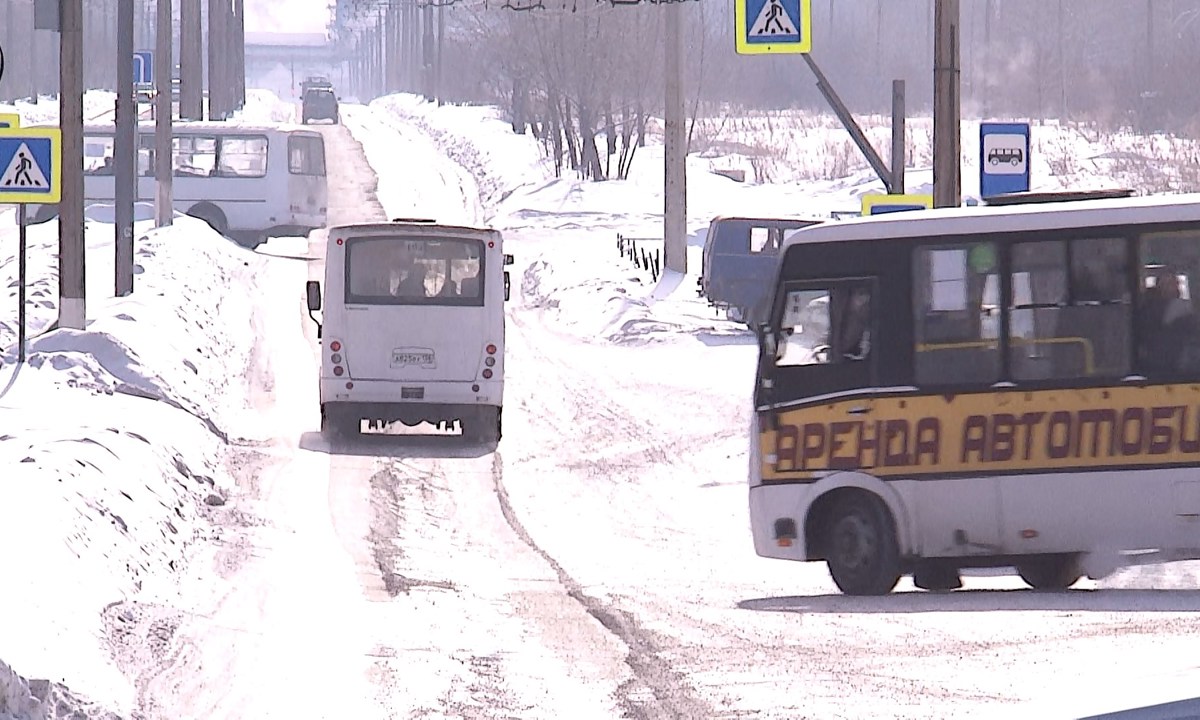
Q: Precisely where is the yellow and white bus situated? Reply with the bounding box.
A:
[750,192,1200,594]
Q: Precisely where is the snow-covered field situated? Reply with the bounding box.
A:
[1,88,1199,719]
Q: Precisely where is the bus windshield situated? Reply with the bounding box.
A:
[345,236,484,306]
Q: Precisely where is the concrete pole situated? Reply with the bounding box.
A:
[422,3,433,100]
[180,0,203,119]
[233,0,245,109]
[115,0,136,296]
[662,0,686,274]
[436,1,444,104]
[891,79,906,195]
[932,0,961,208]
[154,0,173,226]
[59,0,87,329]
[207,0,226,118]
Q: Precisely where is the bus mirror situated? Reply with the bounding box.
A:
[504,253,514,266]
[504,271,511,301]
[306,280,322,312]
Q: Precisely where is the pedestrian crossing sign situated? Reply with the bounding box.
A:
[0,127,61,204]
[736,0,812,55]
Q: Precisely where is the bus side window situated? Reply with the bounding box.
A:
[1140,231,1200,374]
[913,244,1001,386]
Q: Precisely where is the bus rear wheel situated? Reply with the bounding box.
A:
[1017,554,1082,591]
[825,493,901,596]
[186,203,229,236]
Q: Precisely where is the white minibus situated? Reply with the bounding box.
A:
[750,192,1200,595]
[24,121,327,247]
[306,220,513,443]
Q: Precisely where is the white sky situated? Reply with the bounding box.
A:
[243,0,331,34]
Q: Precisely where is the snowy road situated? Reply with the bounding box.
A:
[61,98,1200,720]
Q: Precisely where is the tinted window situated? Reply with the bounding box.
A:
[912,242,1001,385]
[345,236,484,307]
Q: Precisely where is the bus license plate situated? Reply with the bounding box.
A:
[391,348,436,367]
[401,386,424,399]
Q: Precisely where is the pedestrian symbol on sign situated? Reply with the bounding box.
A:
[752,0,798,36]
[1,144,49,189]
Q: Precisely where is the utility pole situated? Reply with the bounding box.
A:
[180,0,203,120]
[59,0,86,329]
[932,0,961,208]
[115,0,136,296]
[207,0,226,118]
[436,1,444,104]
[422,3,434,100]
[233,0,245,110]
[155,0,173,226]
[663,0,685,274]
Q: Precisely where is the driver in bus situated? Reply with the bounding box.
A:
[836,287,872,361]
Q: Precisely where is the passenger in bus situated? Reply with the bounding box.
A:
[395,259,430,298]
[1140,270,1196,371]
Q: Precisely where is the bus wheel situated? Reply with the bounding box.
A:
[1017,554,1082,591]
[825,493,901,596]
[187,203,229,236]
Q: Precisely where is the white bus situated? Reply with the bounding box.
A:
[25,121,327,247]
[306,220,513,443]
[750,192,1200,595]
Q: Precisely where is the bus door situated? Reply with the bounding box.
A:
[757,279,878,471]
[342,234,487,382]
[287,132,328,225]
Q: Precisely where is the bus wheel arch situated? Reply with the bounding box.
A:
[186,202,229,236]
[806,486,902,596]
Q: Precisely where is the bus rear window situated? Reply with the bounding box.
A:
[345,236,484,307]
[288,134,326,176]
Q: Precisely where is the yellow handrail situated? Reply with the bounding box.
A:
[916,336,1096,375]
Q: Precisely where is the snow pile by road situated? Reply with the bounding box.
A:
[0,216,264,715]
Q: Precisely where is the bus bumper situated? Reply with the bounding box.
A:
[320,377,501,423]
[749,483,812,561]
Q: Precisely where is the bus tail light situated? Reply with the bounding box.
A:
[486,344,497,355]
[328,339,346,378]
[482,368,493,379]
[484,356,495,367]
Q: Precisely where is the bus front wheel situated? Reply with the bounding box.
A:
[1017,554,1082,591]
[825,493,901,596]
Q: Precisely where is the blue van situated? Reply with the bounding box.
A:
[697,215,822,326]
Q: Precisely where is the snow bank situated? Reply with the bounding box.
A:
[0,216,263,714]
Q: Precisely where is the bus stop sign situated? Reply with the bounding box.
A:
[980,122,1031,198]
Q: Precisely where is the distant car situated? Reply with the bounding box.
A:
[302,89,339,125]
